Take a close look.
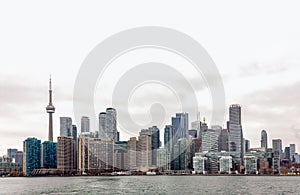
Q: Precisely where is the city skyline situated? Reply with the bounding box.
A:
[1,1,300,155]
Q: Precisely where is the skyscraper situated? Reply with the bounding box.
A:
[228,104,243,165]
[60,117,72,137]
[172,113,189,140]
[78,137,114,174]
[81,116,90,133]
[218,129,229,152]
[128,137,138,170]
[149,126,160,166]
[46,77,55,142]
[42,141,57,168]
[202,129,219,152]
[261,130,268,151]
[106,108,118,141]
[164,125,175,170]
[99,112,106,138]
[290,144,296,162]
[272,139,282,174]
[23,137,41,176]
[137,129,152,169]
[98,108,119,141]
[57,136,75,174]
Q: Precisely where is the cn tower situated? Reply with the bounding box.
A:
[46,76,55,141]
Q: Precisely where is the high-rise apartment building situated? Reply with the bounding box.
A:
[42,141,57,168]
[57,136,75,174]
[98,108,119,141]
[23,138,41,176]
[128,137,138,170]
[137,129,152,169]
[78,137,114,174]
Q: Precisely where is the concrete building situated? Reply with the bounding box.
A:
[244,156,257,174]
[219,156,232,174]
[137,129,152,170]
[57,136,75,174]
[202,129,219,152]
[193,153,207,174]
[114,141,128,171]
[272,139,282,174]
[128,137,138,170]
[78,137,114,174]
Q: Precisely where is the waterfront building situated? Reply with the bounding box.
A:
[228,104,243,165]
[23,137,41,176]
[60,117,72,137]
[172,113,189,140]
[219,156,232,174]
[128,137,138,170]
[149,126,160,166]
[284,147,290,160]
[244,156,257,174]
[78,137,114,174]
[157,148,170,171]
[137,129,152,170]
[114,141,128,171]
[193,153,207,174]
[81,116,90,133]
[42,141,57,168]
[57,136,75,174]
[261,130,268,151]
[0,162,22,176]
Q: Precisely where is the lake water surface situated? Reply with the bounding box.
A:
[0,176,300,194]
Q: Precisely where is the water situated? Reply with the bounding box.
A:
[0,176,300,194]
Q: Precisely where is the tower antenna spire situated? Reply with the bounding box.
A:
[46,75,55,142]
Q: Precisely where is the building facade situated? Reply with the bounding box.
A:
[23,138,41,176]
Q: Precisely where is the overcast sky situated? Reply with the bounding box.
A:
[1,0,300,155]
